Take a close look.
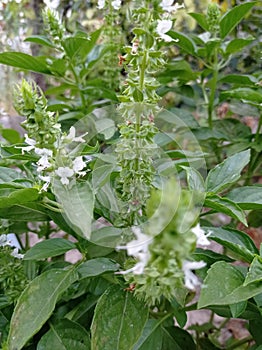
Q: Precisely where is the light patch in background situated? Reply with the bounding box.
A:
[43,0,60,9]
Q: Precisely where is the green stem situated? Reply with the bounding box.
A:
[25,232,30,250]
[139,51,148,91]
[255,111,262,144]
[69,62,86,109]
[130,50,148,223]
[208,49,219,129]
[226,335,253,350]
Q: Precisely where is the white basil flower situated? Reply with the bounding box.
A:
[0,234,12,247]
[116,226,152,275]
[182,260,206,290]
[55,166,74,185]
[72,156,86,175]
[11,247,24,259]
[111,0,121,10]
[191,223,210,246]
[35,148,53,172]
[97,0,105,9]
[43,0,60,9]
[63,126,88,143]
[156,19,175,42]
[17,134,36,154]
[39,175,51,192]
[160,0,185,13]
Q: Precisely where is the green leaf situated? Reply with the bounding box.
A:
[0,166,25,183]
[37,319,91,350]
[0,144,38,161]
[207,279,262,306]
[92,164,115,192]
[188,12,209,31]
[7,268,78,350]
[168,31,197,56]
[0,203,49,221]
[171,298,187,328]
[244,256,262,286]
[63,37,92,60]
[91,284,148,350]
[198,261,244,308]
[206,149,250,193]
[226,186,262,209]
[213,119,251,141]
[24,35,55,47]
[62,29,101,61]
[181,166,206,192]
[219,74,257,87]
[0,52,52,74]
[193,248,234,265]
[80,29,102,59]
[229,301,247,318]
[192,127,227,141]
[95,118,116,140]
[225,37,255,55]
[159,61,198,84]
[160,107,199,128]
[204,194,247,226]
[65,294,99,322]
[206,226,258,263]
[52,180,94,240]
[24,238,76,260]
[90,226,123,248]
[48,58,67,76]
[210,302,261,320]
[162,326,196,350]
[220,88,262,104]
[133,319,163,350]
[0,188,39,208]
[1,129,22,144]
[249,318,262,345]
[219,2,257,39]
[77,258,119,279]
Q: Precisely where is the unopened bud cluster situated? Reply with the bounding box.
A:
[42,8,65,47]
[207,3,221,36]
[14,80,88,192]
[14,80,60,151]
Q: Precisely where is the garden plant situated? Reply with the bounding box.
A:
[0,0,262,349]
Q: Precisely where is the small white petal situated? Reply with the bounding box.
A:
[43,0,60,9]
[111,0,121,10]
[116,226,152,275]
[117,261,145,275]
[84,155,93,162]
[55,167,74,185]
[24,134,36,147]
[11,247,24,259]
[37,155,52,172]
[191,223,210,246]
[72,156,86,174]
[182,260,206,290]
[39,175,51,191]
[35,148,53,157]
[16,134,36,154]
[97,0,105,9]
[64,127,88,143]
[156,19,175,42]
[160,0,185,13]
[0,234,12,247]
